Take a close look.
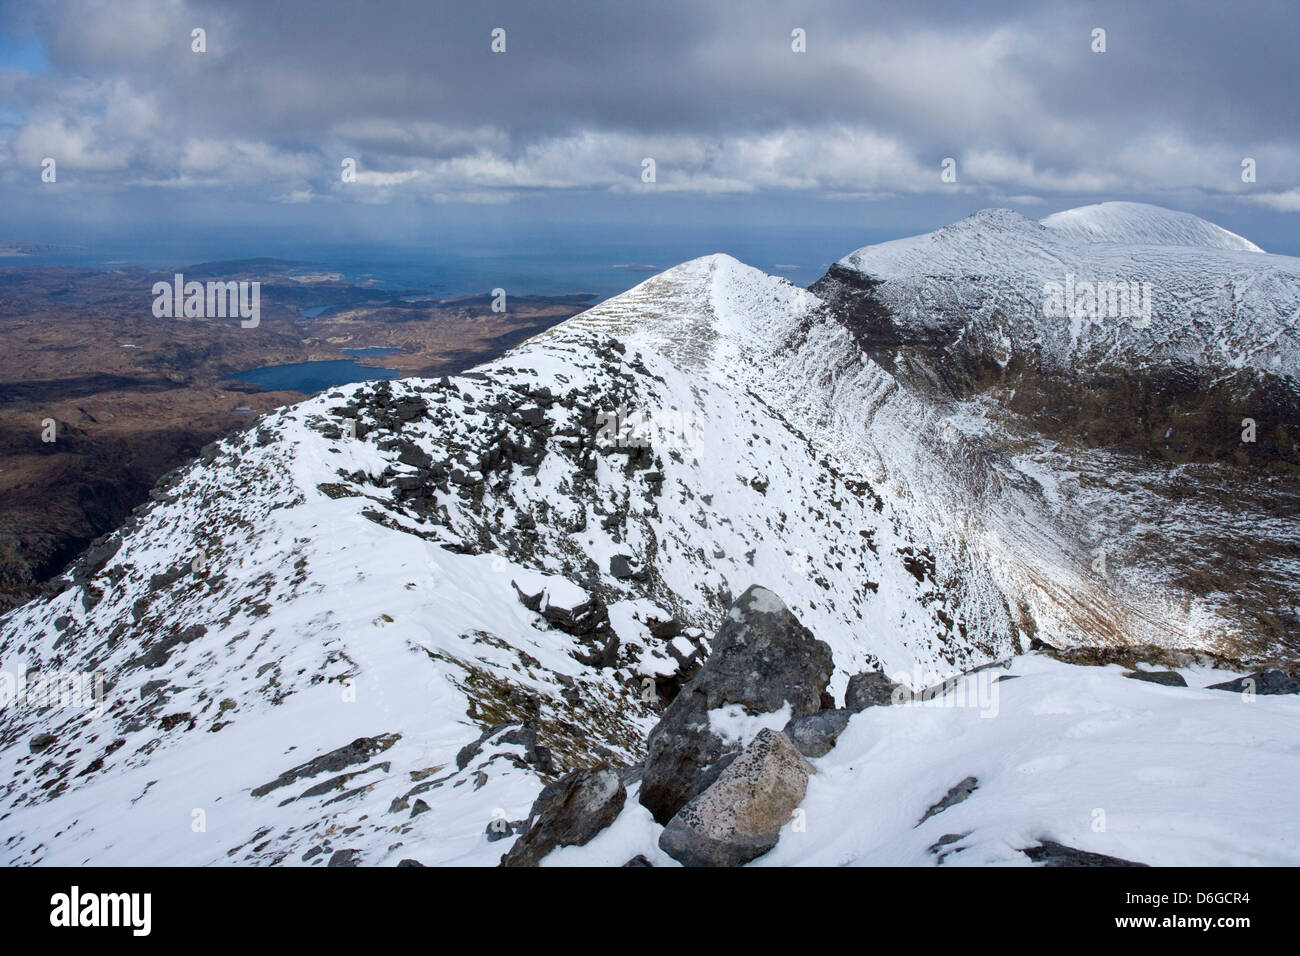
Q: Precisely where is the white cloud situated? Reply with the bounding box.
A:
[353,169,423,187]
[1243,189,1300,213]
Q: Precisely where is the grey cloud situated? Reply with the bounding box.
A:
[0,0,1296,229]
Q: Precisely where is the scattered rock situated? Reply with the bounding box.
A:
[658,728,812,867]
[397,858,425,867]
[928,832,970,864]
[844,670,903,712]
[622,854,653,867]
[500,767,626,867]
[1022,840,1148,867]
[640,585,833,824]
[29,733,57,754]
[1124,670,1187,687]
[250,734,400,798]
[916,776,978,827]
[455,722,556,776]
[485,818,526,842]
[783,708,851,758]
[511,573,615,663]
[327,848,361,867]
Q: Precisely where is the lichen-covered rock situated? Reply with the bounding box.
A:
[499,766,626,867]
[658,728,812,867]
[639,586,833,824]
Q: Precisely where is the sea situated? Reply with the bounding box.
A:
[6,223,891,301]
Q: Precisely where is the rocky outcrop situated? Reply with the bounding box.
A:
[500,766,626,867]
[1124,670,1187,687]
[1207,670,1300,696]
[250,734,400,799]
[512,574,618,668]
[638,585,833,824]
[916,776,978,827]
[658,728,812,867]
[455,721,556,776]
[1021,840,1148,867]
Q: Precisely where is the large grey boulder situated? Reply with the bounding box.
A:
[638,586,833,824]
[658,728,813,867]
[499,766,626,867]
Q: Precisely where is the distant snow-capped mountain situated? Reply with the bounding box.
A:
[822,206,1299,380]
[1,204,1296,867]
[1040,201,1265,252]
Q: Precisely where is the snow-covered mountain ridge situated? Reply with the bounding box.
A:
[0,259,1017,865]
[1,204,1296,866]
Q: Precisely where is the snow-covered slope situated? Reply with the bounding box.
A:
[0,257,1014,865]
[545,653,1300,867]
[1041,201,1265,253]
[1,216,1294,868]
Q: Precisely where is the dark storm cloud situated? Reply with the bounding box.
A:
[0,0,1297,220]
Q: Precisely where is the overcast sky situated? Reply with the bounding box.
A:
[1,0,1297,250]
